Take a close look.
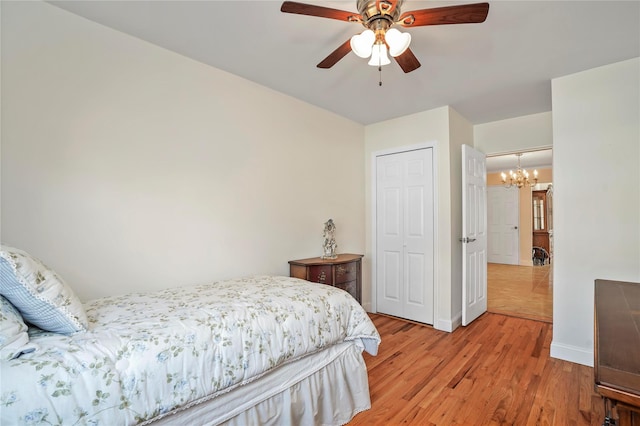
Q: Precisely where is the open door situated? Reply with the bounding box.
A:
[461,145,487,326]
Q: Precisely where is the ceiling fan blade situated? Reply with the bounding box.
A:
[281,1,361,22]
[394,48,421,73]
[317,40,352,69]
[398,2,489,27]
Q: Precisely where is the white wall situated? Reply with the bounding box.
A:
[474,112,553,154]
[551,57,640,366]
[448,109,474,317]
[1,1,365,301]
[364,106,461,331]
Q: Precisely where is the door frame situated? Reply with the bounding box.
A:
[370,141,439,325]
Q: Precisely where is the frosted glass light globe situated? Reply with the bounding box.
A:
[368,43,391,66]
[350,30,375,58]
[385,28,411,57]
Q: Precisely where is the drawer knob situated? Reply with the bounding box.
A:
[318,271,326,283]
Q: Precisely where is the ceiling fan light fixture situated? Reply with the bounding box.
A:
[282,1,491,74]
[350,29,375,58]
[385,28,411,57]
[368,43,391,66]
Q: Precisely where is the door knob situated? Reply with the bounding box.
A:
[459,237,477,243]
[513,226,518,230]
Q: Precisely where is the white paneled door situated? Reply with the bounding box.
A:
[376,148,434,324]
[461,145,487,326]
[487,186,519,265]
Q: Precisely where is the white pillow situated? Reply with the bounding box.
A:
[0,245,88,334]
[0,295,35,360]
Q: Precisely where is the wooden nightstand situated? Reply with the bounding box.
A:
[288,254,363,304]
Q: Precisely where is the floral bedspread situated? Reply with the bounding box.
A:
[0,275,380,425]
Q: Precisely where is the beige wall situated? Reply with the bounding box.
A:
[447,109,474,316]
[487,168,552,265]
[363,106,472,331]
[364,107,459,331]
[1,1,365,300]
[474,112,553,154]
[551,57,639,366]
[1,2,471,331]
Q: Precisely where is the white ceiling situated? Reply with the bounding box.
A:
[48,0,639,125]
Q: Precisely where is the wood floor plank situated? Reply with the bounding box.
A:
[349,313,604,426]
[488,263,553,322]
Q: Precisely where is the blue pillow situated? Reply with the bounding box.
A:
[0,245,88,334]
[0,295,37,360]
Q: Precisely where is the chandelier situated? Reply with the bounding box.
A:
[501,153,538,189]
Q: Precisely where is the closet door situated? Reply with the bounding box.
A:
[376,148,434,324]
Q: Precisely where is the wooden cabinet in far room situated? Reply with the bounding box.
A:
[289,254,363,304]
[532,190,550,255]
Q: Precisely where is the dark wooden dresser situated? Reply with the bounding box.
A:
[595,279,640,425]
[289,254,363,304]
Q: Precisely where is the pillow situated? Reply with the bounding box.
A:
[0,295,36,360]
[0,245,88,334]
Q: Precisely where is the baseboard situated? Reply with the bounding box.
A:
[367,309,462,333]
[550,341,593,367]
[434,313,462,333]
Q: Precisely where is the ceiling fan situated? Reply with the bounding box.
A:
[281,0,489,73]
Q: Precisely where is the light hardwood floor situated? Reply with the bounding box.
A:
[350,313,603,425]
[488,263,553,323]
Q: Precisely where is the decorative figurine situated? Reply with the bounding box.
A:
[321,219,338,259]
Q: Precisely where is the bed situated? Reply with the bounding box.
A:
[0,245,380,425]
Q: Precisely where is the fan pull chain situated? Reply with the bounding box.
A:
[378,66,383,86]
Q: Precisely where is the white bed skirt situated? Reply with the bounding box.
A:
[148,341,371,426]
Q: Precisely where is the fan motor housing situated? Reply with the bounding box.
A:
[357,0,403,27]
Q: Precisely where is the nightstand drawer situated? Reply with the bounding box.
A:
[308,265,333,284]
[334,280,357,297]
[335,262,356,284]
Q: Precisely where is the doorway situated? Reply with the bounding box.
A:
[485,149,553,322]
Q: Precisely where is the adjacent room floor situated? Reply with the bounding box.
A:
[487,262,553,323]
